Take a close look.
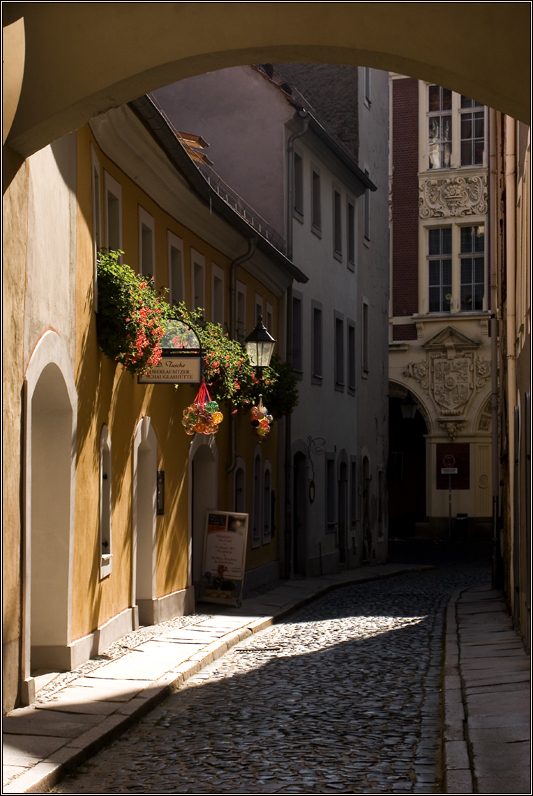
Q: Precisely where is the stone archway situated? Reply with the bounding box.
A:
[22,330,77,704]
[3,4,530,160]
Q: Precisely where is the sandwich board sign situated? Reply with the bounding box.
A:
[198,512,248,607]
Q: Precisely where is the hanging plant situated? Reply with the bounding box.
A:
[182,380,224,436]
[96,250,172,376]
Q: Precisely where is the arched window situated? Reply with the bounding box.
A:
[263,463,272,544]
[234,462,246,514]
[252,451,262,549]
[100,425,112,578]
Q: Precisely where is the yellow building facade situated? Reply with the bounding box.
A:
[4,98,303,712]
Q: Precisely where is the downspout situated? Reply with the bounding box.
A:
[504,116,518,613]
[226,237,257,478]
[284,110,309,578]
[489,108,501,588]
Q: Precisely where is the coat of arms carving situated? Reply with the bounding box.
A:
[419,175,487,218]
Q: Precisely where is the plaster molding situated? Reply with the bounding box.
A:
[419,174,487,218]
[437,418,466,441]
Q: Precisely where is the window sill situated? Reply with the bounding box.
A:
[348,385,356,396]
[363,237,370,249]
[347,260,355,272]
[334,381,345,393]
[311,374,323,386]
[361,369,369,380]
[311,225,322,239]
[293,209,304,224]
[334,250,343,263]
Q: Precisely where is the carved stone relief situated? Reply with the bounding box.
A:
[419,174,487,218]
[437,419,466,441]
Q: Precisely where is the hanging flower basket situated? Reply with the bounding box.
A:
[182,380,224,435]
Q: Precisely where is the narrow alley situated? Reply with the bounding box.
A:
[50,559,490,794]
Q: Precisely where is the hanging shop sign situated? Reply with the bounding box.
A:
[198,511,248,608]
[138,319,202,384]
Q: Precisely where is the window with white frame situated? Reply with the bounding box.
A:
[460,225,485,311]
[91,148,102,311]
[362,298,369,376]
[167,232,184,307]
[311,168,321,233]
[265,301,274,335]
[460,96,485,166]
[347,318,356,394]
[363,169,371,242]
[262,463,272,545]
[428,85,452,170]
[254,293,263,328]
[326,453,336,531]
[191,249,205,311]
[428,227,453,312]
[350,457,357,530]
[234,458,246,514]
[211,263,224,326]
[292,292,303,373]
[100,425,112,578]
[294,151,304,217]
[252,451,262,549]
[333,188,342,258]
[426,223,486,314]
[426,85,486,171]
[236,280,246,341]
[334,312,344,389]
[104,172,122,253]
[138,207,155,276]
[311,301,323,382]
[347,198,356,270]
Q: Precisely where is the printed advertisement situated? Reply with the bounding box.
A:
[200,512,248,606]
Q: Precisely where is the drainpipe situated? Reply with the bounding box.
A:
[489,108,501,588]
[226,237,257,479]
[504,115,517,609]
[284,110,309,578]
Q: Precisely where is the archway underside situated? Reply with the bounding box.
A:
[3,3,530,159]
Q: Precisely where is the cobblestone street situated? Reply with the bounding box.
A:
[51,562,490,794]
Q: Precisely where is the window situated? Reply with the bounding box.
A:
[312,169,321,232]
[294,152,303,217]
[428,85,452,170]
[326,454,336,531]
[265,302,274,335]
[211,263,224,326]
[362,298,369,376]
[460,225,485,310]
[252,452,262,549]
[428,227,452,312]
[347,199,356,269]
[167,232,184,307]
[334,313,344,389]
[347,319,356,393]
[292,293,303,372]
[236,280,246,341]
[91,147,101,311]
[254,293,263,328]
[363,169,371,242]
[460,96,485,166]
[104,172,122,253]
[100,426,112,578]
[364,67,371,107]
[333,189,342,258]
[377,468,384,539]
[234,460,246,514]
[138,207,155,276]
[191,249,205,311]
[263,464,272,545]
[350,458,357,530]
[311,301,323,382]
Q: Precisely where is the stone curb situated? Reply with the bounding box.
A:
[4,564,433,794]
[442,587,474,794]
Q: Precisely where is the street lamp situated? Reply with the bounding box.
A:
[400,391,418,420]
[244,315,276,372]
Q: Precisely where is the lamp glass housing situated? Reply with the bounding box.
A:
[400,392,418,420]
[244,316,276,368]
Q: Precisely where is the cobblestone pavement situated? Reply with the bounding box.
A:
[51,562,489,794]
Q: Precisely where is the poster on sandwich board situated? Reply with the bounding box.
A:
[198,511,248,607]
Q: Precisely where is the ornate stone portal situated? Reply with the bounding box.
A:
[403,326,491,437]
